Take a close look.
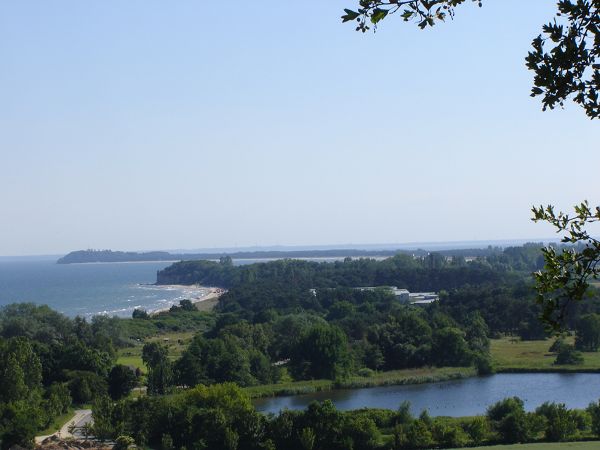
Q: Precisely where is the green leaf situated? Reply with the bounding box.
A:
[531,87,544,96]
[370,8,389,25]
[342,9,360,23]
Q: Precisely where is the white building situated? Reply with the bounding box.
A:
[408,292,439,304]
[356,286,410,302]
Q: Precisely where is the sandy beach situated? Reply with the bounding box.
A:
[149,286,225,316]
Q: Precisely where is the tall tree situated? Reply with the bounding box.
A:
[142,343,173,395]
[290,324,351,380]
[575,313,600,351]
[108,365,138,400]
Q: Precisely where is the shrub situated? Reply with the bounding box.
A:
[114,435,135,450]
[465,416,489,445]
[405,419,434,449]
[487,397,535,444]
[473,352,495,375]
[432,420,470,448]
[132,309,149,319]
[535,402,577,441]
[357,368,375,378]
[549,337,566,353]
[587,400,600,436]
[554,344,584,365]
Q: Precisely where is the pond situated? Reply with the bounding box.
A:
[253,373,600,416]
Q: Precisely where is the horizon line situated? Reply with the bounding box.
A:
[0,236,565,259]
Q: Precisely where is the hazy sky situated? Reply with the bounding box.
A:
[1,1,599,256]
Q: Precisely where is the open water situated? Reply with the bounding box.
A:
[0,256,354,318]
[0,259,208,317]
[254,373,600,416]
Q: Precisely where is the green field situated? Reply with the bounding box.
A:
[194,296,219,312]
[244,366,476,398]
[459,442,600,450]
[491,337,600,371]
[117,330,196,370]
[117,328,600,394]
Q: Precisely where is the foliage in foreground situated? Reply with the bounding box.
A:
[93,383,600,450]
[533,202,600,331]
[341,1,600,121]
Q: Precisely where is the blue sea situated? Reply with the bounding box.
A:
[0,256,369,318]
[0,259,209,318]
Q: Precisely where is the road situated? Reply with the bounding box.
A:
[35,409,93,444]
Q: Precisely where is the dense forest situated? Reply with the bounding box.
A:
[156,250,534,289]
[4,244,600,449]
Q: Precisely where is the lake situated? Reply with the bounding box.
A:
[253,373,600,416]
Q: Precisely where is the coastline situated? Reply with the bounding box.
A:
[59,260,181,265]
[148,286,225,316]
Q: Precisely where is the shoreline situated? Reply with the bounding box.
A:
[245,367,477,399]
[247,365,600,401]
[57,260,182,265]
[148,286,226,316]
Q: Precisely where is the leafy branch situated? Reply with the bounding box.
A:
[341,0,482,32]
[343,0,600,119]
[526,1,600,119]
[532,201,600,331]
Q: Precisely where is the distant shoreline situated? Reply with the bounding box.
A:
[61,260,182,265]
[55,245,517,265]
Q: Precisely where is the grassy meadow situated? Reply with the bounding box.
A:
[244,366,476,398]
[117,330,196,369]
[118,331,600,383]
[491,337,600,371]
[38,407,75,436]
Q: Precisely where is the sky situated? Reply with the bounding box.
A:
[1,1,599,256]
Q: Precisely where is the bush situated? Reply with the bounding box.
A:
[535,402,577,441]
[473,352,495,375]
[487,397,535,444]
[114,435,135,450]
[497,411,535,443]
[554,344,584,365]
[432,420,470,448]
[465,416,489,445]
[357,368,375,378]
[587,400,600,436]
[572,409,591,431]
[549,337,566,353]
[344,416,380,450]
[132,308,149,319]
[405,419,434,449]
[487,397,525,423]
